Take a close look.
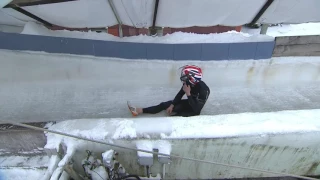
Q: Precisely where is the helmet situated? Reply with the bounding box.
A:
[180,65,202,85]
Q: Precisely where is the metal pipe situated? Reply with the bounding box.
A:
[107,0,123,37]
[162,164,166,179]
[260,24,269,34]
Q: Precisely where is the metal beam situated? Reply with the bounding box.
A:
[11,5,53,27]
[150,0,159,36]
[249,0,274,25]
[4,0,76,8]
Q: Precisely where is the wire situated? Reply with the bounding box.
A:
[91,169,105,180]
[5,121,319,180]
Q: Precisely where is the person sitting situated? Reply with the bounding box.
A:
[128,65,210,117]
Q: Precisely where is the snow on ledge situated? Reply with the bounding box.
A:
[45,109,320,144]
[136,140,171,157]
[21,22,274,43]
[42,109,320,160]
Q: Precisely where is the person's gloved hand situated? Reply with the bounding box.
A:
[183,83,191,96]
[166,104,174,115]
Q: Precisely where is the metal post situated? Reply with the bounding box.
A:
[162,164,166,179]
[107,0,123,37]
[260,24,269,34]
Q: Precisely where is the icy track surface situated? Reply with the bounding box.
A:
[1,49,320,122]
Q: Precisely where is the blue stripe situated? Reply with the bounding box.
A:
[0,32,275,61]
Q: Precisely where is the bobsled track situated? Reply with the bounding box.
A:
[1,49,320,123]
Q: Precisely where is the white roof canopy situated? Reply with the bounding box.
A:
[1,0,320,28]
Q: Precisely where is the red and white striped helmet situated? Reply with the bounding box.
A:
[180,65,203,85]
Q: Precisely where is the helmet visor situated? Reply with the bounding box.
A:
[180,74,188,82]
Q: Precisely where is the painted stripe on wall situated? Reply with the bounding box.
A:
[0,32,274,60]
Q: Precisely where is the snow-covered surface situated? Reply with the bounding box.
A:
[0,169,47,180]
[0,155,49,180]
[21,22,274,43]
[1,18,320,180]
[44,110,320,143]
[10,108,314,179]
[0,155,49,167]
[136,140,171,157]
[102,149,114,165]
[242,23,320,37]
[42,155,60,180]
[2,109,312,179]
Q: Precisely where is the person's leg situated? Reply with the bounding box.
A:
[136,101,173,114]
[171,100,197,117]
[172,100,190,113]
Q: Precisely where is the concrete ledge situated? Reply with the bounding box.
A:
[273,35,320,56]
[0,32,274,60]
[275,35,320,46]
[273,44,320,57]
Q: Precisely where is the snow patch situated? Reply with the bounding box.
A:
[0,155,49,167]
[242,23,320,37]
[42,109,320,152]
[89,166,108,180]
[136,140,154,157]
[0,169,46,180]
[102,149,114,166]
[111,119,137,139]
[42,155,60,180]
[136,140,171,157]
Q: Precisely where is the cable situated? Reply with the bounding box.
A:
[5,121,319,180]
[91,169,105,180]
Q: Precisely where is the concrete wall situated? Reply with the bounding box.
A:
[273,35,320,56]
[2,127,318,179]
[0,32,274,60]
[59,132,320,179]
[0,130,46,155]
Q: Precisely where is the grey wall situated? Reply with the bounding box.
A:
[0,32,275,60]
[273,35,320,57]
[0,130,46,155]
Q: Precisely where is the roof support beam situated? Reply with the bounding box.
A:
[150,0,159,36]
[10,5,53,27]
[249,0,274,25]
[4,0,76,8]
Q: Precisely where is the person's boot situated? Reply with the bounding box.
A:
[127,101,138,116]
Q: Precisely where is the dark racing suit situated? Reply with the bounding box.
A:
[143,81,210,117]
